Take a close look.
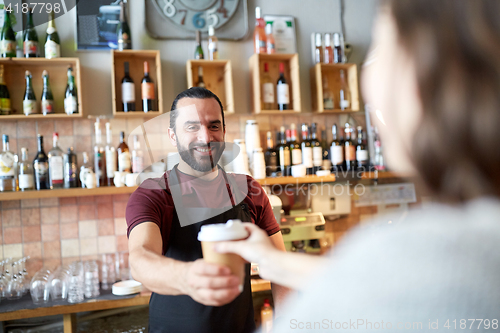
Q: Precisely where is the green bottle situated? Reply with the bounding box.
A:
[116,1,131,51]
[194,30,204,59]
[41,70,54,115]
[44,11,60,59]
[23,70,37,115]
[0,10,16,58]
[0,65,11,115]
[23,11,38,58]
[64,67,78,114]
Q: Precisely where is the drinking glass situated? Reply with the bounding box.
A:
[67,262,84,303]
[30,268,51,304]
[48,266,69,301]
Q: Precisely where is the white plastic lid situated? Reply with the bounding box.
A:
[333,32,340,46]
[198,220,249,242]
[255,7,261,19]
[208,25,215,36]
[265,23,272,35]
[315,33,322,46]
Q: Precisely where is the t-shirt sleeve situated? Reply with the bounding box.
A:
[246,176,281,236]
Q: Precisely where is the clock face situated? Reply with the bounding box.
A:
[154,0,240,32]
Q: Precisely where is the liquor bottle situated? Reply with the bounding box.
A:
[45,11,60,59]
[194,30,204,60]
[33,135,49,190]
[322,77,334,110]
[289,123,302,166]
[64,147,78,188]
[277,63,289,111]
[323,33,333,64]
[117,0,131,51]
[0,64,11,115]
[197,67,206,88]
[41,70,54,115]
[122,62,135,112]
[277,126,290,177]
[253,7,266,54]
[1,10,16,58]
[261,63,274,110]
[23,11,38,58]
[333,33,342,64]
[94,121,106,187]
[117,131,131,173]
[80,152,92,188]
[0,134,16,191]
[301,124,313,175]
[131,135,144,174]
[23,71,37,115]
[207,25,218,60]
[373,129,386,171]
[339,69,351,110]
[314,33,323,64]
[265,23,275,54]
[320,129,332,171]
[48,132,64,189]
[105,122,117,186]
[64,66,78,114]
[330,124,344,172]
[264,131,278,177]
[356,126,369,171]
[141,61,155,112]
[340,33,346,63]
[18,147,34,191]
[260,298,274,333]
[343,123,356,171]
[311,123,323,174]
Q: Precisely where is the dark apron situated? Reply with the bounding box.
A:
[148,165,256,333]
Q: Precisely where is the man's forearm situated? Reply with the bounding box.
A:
[271,283,293,317]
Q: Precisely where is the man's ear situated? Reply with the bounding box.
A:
[168,127,177,147]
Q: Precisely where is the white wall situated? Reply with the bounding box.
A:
[48,0,377,117]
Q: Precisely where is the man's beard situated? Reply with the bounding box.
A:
[177,139,225,172]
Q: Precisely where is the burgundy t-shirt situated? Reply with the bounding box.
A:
[126,168,280,255]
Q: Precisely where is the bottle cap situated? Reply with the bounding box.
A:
[42,70,48,77]
[25,70,31,77]
[197,219,249,242]
[315,33,322,46]
[255,6,261,19]
[2,134,8,142]
[53,132,59,139]
[208,25,215,36]
[265,23,272,35]
[264,62,269,72]
[324,33,331,45]
[279,62,285,73]
[333,32,340,46]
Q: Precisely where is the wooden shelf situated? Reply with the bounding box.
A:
[0,113,82,120]
[257,174,336,186]
[112,111,161,119]
[360,171,413,179]
[250,279,271,293]
[0,186,137,201]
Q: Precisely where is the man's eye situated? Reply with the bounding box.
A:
[187,126,198,131]
[211,125,220,130]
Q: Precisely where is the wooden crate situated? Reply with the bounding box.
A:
[249,53,301,114]
[310,63,360,113]
[0,58,83,120]
[186,60,234,114]
[111,50,163,118]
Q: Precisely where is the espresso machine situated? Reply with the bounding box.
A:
[279,212,326,254]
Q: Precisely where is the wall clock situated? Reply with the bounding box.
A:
[146,0,248,40]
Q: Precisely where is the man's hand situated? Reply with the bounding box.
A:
[181,259,242,306]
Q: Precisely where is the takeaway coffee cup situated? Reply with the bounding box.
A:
[197,220,249,286]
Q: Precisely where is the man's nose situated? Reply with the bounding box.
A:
[197,126,212,143]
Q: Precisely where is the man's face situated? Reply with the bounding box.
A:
[171,97,225,172]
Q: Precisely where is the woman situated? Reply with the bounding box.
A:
[217,0,500,331]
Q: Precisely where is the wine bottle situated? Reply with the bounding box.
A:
[194,30,204,60]
[0,134,16,191]
[197,67,205,88]
[64,66,78,114]
[131,135,143,174]
[333,33,342,64]
[261,63,274,110]
[289,123,302,166]
[122,61,135,112]
[48,132,64,189]
[311,123,323,174]
[322,77,334,110]
[207,25,218,60]
[23,70,37,115]
[33,135,49,190]
[23,11,38,58]
[314,33,323,64]
[80,152,92,188]
[105,122,117,186]
[320,129,332,171]
[18,147,34,191]
[45,11,60,59]
[64,147,78,188]
[265,23,275,54]
[141,61,155,112]
[0,10,16,58]
[94,121,106,187]
[0,64,11,115]
[323,33,333,64]
[117,131,131,173]
[330,124,344,172]
[301,123,313,175]
[117,0,131,51]
[339,69,351,110]
[264,131,278,177]
[356,126,369,171]
[41,70,54,115]
[277,63,289,111]
[277,126,291,177]
[253,7,266,54]
[344,123,356,171]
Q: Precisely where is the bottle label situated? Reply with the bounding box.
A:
[122,82,135,103]
[277,83,290,105]
[262,83,275,103]
[132,156,144,174]
[302,147,313,168]
[323,97,334,109]
[34,161,48,176]
[95,152,104,179]
[19,174,34,189]
[142,82,155,100]
[340,99,350,109]
[42,99,54,115]
[313,146,323,166]
[23,99,37,115]
[118,151,131,172]
[258,40,266,50]
[291,149,302,165]
[279,149,290,166]
[49,155,64,184]
[208,41,217,52]
[356,149,369,162]
[64,96,77,114]
[45,40,60,59]
[106,148,117,178]
[46,27,56,34]
[0,98,11,115]
[345,145,356,161]
[118,33,130,50]
[0,152,15,176]
[266,42,275,53]
[23,40,38,56]
[330,145,344,165]
[0,40,16,55]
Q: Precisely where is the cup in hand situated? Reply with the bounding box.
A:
[197,220,249,286]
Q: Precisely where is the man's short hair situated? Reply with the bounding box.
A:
[169,87,225,133]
